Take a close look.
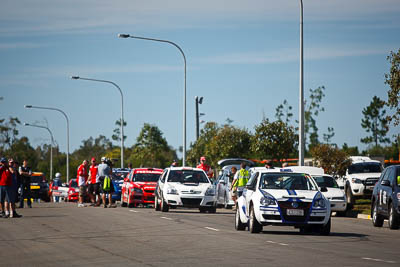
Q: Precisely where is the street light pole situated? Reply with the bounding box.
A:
[118,33,187,166]
[195,96,203,141]
[24,123,55,181]
[71,76,125,168]
[299,0,305,166]
[24,105,70,183]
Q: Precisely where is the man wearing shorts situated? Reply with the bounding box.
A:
[97,157,115,208]
[0,158,12,218]
[77,160,88,207]
[88,157,100,206]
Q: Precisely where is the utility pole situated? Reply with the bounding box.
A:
[195,96,203,140]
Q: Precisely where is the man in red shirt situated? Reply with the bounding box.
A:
[196,156,214,179]
[0,158,12,217]
[87,157,100,206]
[77,160,88,207]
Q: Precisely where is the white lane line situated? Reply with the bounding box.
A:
[160,217,173,220]
[362,257,396,264]
[129,210,139,213]
[266,241,288,246]
[279,243,288,246]
[266,241,276,244]
[204,227,219,232]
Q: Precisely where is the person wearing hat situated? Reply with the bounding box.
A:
[87,157,100,206]
[97,157,115,208]
[18,159,32,208]
[52,172,62,202]
[196,156,214,179]
[0,158,12,217]
[265,160,274,169]
[171,160,178,167]
[77,160,89,207]
[7,158,22,217]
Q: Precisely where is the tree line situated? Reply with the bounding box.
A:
[1,49,399,180]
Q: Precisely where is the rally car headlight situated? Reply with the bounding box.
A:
[167,186,178,195]
[352,178,362,184]
[205,187,216,196]
[313,199,326,208]
[260,197,276,206]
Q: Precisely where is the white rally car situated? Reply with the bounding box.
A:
[235,168,331,234]
[155,167,217,213]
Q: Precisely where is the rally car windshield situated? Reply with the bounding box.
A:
[133,173,161,182]
[70,180,78,188]
[259,173,317,191]
[168,170,209,183]
[313,175,339,188]
[348,163,382,174]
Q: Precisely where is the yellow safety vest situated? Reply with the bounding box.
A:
[233,169,250,188]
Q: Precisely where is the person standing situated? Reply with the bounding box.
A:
[229,166,238,204]
[77,160,88,207]
[0,158,12,218]
[8,159,22,217]
[19,159,32,208]
[88,158,100,206]
[231,162,250,198]
[265,160,274,169]
[52,173,62,202]
[97,157,115,208]
[197,156,214,179]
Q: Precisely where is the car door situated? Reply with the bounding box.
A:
[157,170,168,199]
[379,168,393,215]
[216,173,225,203]
[244,172,259,217]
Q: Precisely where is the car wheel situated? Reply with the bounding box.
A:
[388,203,399,230]
[199,207,207,213]
[161,197,169,212]
[121,194,127,207]
[318,217,331,235]
[235,206,246,231]
[249,206,262,233]
[372,201,384,227]
[128,191,134,208]
[208,206,217,213]
[299,226,312,234]
[346,185,354,209]
[224,195,231,209]
[154,195,161,211]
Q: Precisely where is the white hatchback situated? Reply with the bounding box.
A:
[155,167,217,213]
[235,168,331,234]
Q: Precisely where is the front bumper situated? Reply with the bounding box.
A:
[165,194,216,208]
[330,200,347,212]
[351,183,374,196]
[259,205,329,226]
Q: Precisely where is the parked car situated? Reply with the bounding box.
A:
[49,181,69,201]
[30,172,50,202]
[235,168,331,234]
[155,167,217,213]
[287,166,347,215]
[371,165,400,229]
[215,158,255,209]
[121,168,163,208]
[337,156,382,208]
[111,168,130,201]
[67,179,79,202]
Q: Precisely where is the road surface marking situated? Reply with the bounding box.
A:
[204,227,219,231]
[160,217,172,220]
[362,258,396,264]
[266,241,288,246]
[129,210,138,213]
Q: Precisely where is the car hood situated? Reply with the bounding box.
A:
[347,172,381,179]
[260,189,323,202]
[167,182,211,193]
[321,188,345,198]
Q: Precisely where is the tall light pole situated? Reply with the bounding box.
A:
[24,105,70,182]
[71,76,125,168]
[195,96,203,141]
[24,123,55,181]
[118,33,188,166]
[299,0,305,166]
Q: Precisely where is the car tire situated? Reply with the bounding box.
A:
[346,185,354,209]
[388,203,399,230]
[235,206,246,231]
[161,197,169,212]
[249,206,262,233]
[208,206,217,213]
[318,218,331,236]
[199,207,207,213]
[299,226,312,234]
[372,201,384,227]
[121,194,127,207]
[224,195,231,209]
[154,195,161,211]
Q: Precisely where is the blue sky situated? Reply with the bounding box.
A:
[1,0,399,158]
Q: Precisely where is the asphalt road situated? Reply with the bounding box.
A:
[1,202,399,266]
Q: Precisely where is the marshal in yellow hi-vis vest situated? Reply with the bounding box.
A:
[233,169,250,188]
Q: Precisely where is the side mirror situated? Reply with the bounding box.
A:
[381,180,390,187]
[246,184,255,191]
[320,187,328,192]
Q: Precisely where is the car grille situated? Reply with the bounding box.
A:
[278,201,311,223]
[363,178,379,186]
[181,198,202,207]
[144,189,154,193]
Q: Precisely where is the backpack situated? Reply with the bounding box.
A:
[103,176,111,191]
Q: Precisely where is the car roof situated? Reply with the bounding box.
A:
[131,168,163,174]
[217,158,255,167]
[167,167,204,171]
[285,166,324,176]
[350,156,381,164]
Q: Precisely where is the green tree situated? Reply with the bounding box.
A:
[187,122,219,166]
[112,119,127,143]
[342,143,359,156]
[311,144,351,177]
[385,48,400,126]
[251,119,297,163]
[275,99,293,124]
[323,127,335,144]
[305,86,326,149]
[0,116,21,151]
[361,96,390,147]
[128,123,176,168]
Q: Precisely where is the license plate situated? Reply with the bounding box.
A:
[287,209,304,216]
[31,186,40,189]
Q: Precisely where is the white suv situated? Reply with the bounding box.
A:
[340,156,382,208]
[155,167,217,213]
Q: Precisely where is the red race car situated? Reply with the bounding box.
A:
[67,179,79,202]
[121,168,163,208]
